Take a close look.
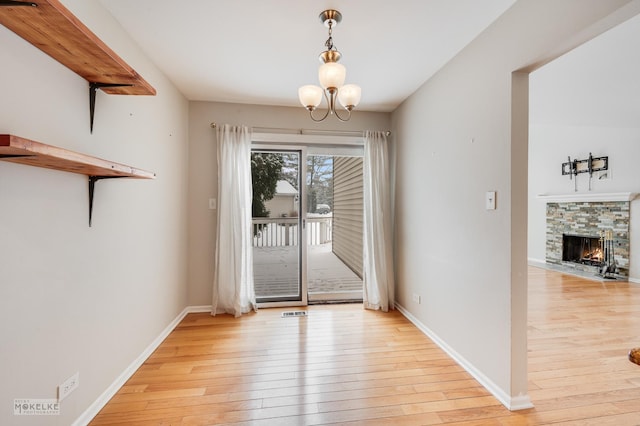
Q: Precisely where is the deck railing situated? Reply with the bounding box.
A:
[252,216,332,247]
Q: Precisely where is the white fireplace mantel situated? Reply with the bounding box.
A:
[537,192,638,203]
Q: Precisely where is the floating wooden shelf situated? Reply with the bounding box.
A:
[0,134,155,226]
[0,0,156,131]
[0,134,155,178]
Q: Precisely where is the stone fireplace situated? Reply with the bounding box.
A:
[541,193,634,278]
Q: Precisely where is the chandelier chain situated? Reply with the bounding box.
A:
[325,21,335,51]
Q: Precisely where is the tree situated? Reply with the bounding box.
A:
[279,153,299,190]
[306,155,333,212]
[251,153,283,218]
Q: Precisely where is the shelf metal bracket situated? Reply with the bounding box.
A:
[0,1,37,6]
[0,154,34,158]
[88,175,128,227]
[89,82,134,134]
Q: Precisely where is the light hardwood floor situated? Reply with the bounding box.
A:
[90,267,640,425]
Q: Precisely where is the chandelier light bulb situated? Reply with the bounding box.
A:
[298,85,323,110]
[337,84,361,109]
[318,62,346,90]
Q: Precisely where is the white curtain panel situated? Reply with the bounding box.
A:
[212,124,256,317]
[363,131,395,311]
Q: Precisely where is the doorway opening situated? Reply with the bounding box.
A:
[251,145,363,306]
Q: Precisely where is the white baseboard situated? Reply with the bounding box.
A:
[188,305,215,313]
[629,277,640,284]
[73,305,212,426]
[527,257,546,268]
[395,303,533,411]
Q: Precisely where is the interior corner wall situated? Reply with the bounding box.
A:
[0,1,189,424]
[390,0,637,407]
[186,101,390,306]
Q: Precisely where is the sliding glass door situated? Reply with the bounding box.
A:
[251,142,363,306]
[251,149,305,304]
[306,152,363,303]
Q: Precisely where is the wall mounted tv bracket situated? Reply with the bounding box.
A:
[562,153,608,192]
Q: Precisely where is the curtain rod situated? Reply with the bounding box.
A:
[210,122,390,137]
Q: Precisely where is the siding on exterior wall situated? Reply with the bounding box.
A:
[332,157,363,277]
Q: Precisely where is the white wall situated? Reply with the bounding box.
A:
[187,101,390,305]
[391,0,638,409]
[0,1,189,424]
[528,14,640,281]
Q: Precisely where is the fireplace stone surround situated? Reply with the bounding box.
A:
[540,193,636,279]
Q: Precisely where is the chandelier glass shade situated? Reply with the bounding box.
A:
[298,10,361,122]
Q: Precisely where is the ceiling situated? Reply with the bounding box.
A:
[98,0,517,112]
[530,12,640,128]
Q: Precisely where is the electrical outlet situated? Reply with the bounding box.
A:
[208,198,217,210]
[58,372,79,402]
[412,293,421,304]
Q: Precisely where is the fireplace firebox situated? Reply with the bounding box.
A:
[562,234,603,266]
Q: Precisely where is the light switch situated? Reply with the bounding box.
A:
[486,191,496,210]
[209,198,217,210]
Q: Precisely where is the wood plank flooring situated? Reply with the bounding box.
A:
[90,267,640,425]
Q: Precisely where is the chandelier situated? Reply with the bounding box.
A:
[298,10,361,122]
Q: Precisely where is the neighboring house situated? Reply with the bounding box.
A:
[264,180,298,218]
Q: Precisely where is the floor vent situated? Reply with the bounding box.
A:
[281,311,308,318]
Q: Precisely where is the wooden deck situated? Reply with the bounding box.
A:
[90,266,640,424]
[254,243,362,299]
